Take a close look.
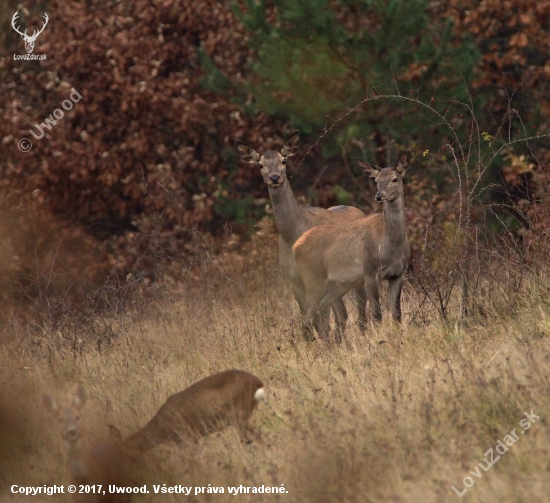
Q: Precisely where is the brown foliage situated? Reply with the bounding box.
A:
[0,0,284,299]
[448,0,550,120]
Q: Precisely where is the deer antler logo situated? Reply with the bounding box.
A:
[11,11,49,54]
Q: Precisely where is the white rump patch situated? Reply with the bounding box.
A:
[254,387,265,402]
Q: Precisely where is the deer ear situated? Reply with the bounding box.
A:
[395,151,409,174]
[357,158,379,178]
[72,385,87,410]
[108,424,123,444]
[236,141,260,163]
[43,394,58,414]
[281,130,300,157]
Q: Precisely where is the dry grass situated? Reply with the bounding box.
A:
[1,258,550,503]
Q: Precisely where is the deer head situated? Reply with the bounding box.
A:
[358,151,409,203]
[236,131,300,188]
[12,11,49,54]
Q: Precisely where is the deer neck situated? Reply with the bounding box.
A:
[65,439,88,480]
[64,438,81,459]
[268,181,305,244]
[382,192,406,244]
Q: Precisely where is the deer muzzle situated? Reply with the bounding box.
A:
[269,173,281,185]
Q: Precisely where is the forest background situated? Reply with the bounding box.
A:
[0,0,549,317]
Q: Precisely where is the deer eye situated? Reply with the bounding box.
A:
[282,158,287,164]
[258,163,263,168]
[393,177,398,182]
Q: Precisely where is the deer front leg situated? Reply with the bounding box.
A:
[290,283,316,341]
[301,299,325,341]
[365,276,381,322]
[313,308,331,342]
[317,284,351,342]
[332,298,348,344]
[354,286,367,332]
[388,274,404,322]
[304,288,332,342]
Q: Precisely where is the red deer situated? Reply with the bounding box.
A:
[43,385,132,502]
[236,131,367,341]
[293,152,411,337]
[120,370,264,458]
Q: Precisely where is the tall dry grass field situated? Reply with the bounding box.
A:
[1,247,549,503]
